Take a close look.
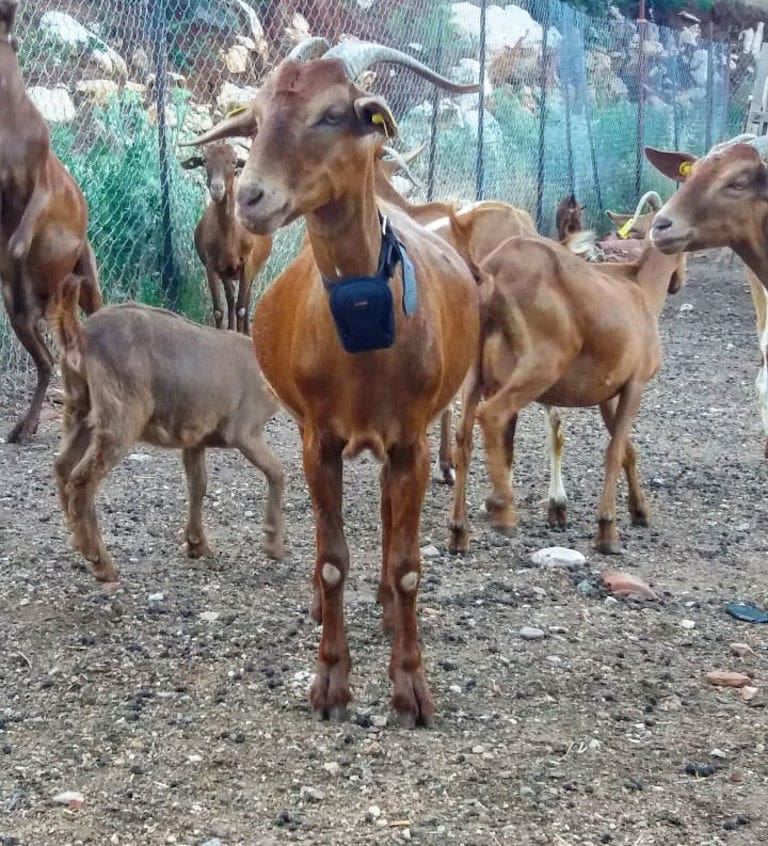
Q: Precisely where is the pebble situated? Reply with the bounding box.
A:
[370,715,387,728]
[201,840,222,846]
[299,785,325,803]
[148,592,164,603]
[680,619,696,630]
[679,302,694,312]
[705,670,752,688]
[366,805,382,822]
[545,655,562,665]
[244,510,254,518]
[322,762,341,777]
[199,611,220,623]
[710,748,727,759]
[472,745,484,754]
[52,790,84,807]
[730,642,755,657]
[685,763,716,777]
[420,544,440,558]
[740,685,760,702]
[519,626,546,641]
[530,546,585,569]
[449,684,462,694]
[576,580,596,596]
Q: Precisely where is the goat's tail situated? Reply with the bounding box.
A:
[49,274,85,374]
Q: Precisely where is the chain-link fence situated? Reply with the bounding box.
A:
[0,0,759,396]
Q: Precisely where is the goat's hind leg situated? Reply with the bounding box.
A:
[543,405,568,529]
[433,405,456,485]
[448,367,483,553]
[54,415,92,531]
[182,446,211,558]
[238,432,286,560]
[66,431,131,581]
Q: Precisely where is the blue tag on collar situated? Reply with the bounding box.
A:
[398,241,417,316]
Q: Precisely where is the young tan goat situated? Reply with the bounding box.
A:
[447,213,686,555]
[182,142,272,334]
[51,277,285,583]
[0,0,101,443]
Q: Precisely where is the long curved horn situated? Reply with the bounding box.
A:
[285,36,330,62]
[634,190,662,217]
[325,41,481,94]
[381,145,422,187]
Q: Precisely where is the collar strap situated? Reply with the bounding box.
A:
[323,214,417,316]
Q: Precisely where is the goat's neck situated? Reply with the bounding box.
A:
[733,214,768,286]
[305,167,382,281]
[0,49,23,106]
[635,245,679,317]
[214,178,236,228]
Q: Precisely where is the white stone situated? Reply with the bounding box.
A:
[366,805,382,822]
[52,790,84,805]
[680,619,696,630]
[449,684,462,694]
[421,544,440,558]
[679,302,694,313]
[223,44,250,74]
[148,593,164,603]
[217,82,258,114]
[710,748,727,759]
[451,3,545,53]
[28,87,76,124]
[370,714,388,728]
[323,761,341,776]
[199,611,220,623]
[519,626,546,641]
[530,546,586,568]
[299,785,325,803]
[76,79,119,106]
[40,11,127,78]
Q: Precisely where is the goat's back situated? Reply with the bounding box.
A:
[75,303,277,444]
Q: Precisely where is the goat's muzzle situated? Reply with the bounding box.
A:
[649,214,691,255]
[236,178,289,235]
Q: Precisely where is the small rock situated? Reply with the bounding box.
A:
[600,569,658,600]
[449,684,462,694]
[52,790,84,808]
[322,762,341,777]
[530,546,585,569]
[299,786,325,803]
[472,745,484,754]
[679,302,694,312]
[730,642,755,657]
[710,748,727,759]
[740,685,760,702]
[705,671,751,688]
[680,619,696,630]
[366,805,382,822]
[576,579,596,596]
[519,626,546,641]
[684,763,716,777]
[201,839,222,846]
[148,592,164,603]
[199,611,220,623]
[545,655,562,665]
[420,544,440,558]
[370,715,387,728]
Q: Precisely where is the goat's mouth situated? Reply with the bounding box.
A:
[649,229,692,255]
[237,202,293,235]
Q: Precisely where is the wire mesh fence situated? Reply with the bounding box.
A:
[0,0,760,398]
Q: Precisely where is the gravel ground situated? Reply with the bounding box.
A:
[1,253,767,846]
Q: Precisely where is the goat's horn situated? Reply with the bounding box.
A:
[325,41,481,94]
[634,191,662,216]
[285,36,330,62]
[401,141,427,165]
[381,145,422,187]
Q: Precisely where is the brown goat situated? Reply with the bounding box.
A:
[181,142,272,334]
[0,0,101,443]
[186,39,480,726]
[447,214,686,555]
[555,193,585,242]
[51,277,285,583]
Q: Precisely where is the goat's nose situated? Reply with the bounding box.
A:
[652,215,672,231]
[238,181,264,209]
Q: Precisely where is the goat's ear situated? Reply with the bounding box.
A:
[644,146,697,182]
[354,95,398,139]
[606,210,630,226]
[180,155,205,170]
[180,105,258,148]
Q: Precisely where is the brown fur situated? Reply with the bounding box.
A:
[446,210,686,555]
[50,277,285,583]
[0,0,101,443]
[182,142,272,334]
[555,193,585,242]
[187,53,480,726]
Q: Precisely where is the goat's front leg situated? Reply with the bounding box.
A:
[599,397,650,528]
[383,436,434,727]
[433,405,456,485]
[595,382,646,554]
[223,278,236,332]
[303,429,351,720]
[543,405,568,529]
[448,366,483,553]
[236,272,254,336]
[5,297,53,444]
[205,267,225,329]
[182,446,211,558]
[7,181,49,260]
[238,431,286,560]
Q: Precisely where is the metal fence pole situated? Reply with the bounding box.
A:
[475,0,487,201]
[635,0,646,201]
[152,0,179,309]
[705,22,715,150]
[427,17,444,202]
[670,31,679,149]
[535,0,551,232]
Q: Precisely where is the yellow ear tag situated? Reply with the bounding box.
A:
[371,112,390,139]
[679,160,692,178]
[226,105,247,119]
[617,219,634,239]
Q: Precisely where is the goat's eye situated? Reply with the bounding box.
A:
[727,178,749,191]
[318,110,344,126]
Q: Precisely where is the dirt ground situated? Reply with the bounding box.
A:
[1,253,768,846]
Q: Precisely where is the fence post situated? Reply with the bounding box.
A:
[562,5,575,196]
[427,16,444,202]
[152,0,179,309]
[670,30,679,149]
[535,0,550,232]
[705,21,714,150]
[635,0,646,201]
[475,0,487,201]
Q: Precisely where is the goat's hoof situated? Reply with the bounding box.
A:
[447,521,469,555]
[312,705,349,723]
[594,537,624,555]
[310,665,352,720]
[547,501,568,530]
[262,538,286,561]
[391,669,435,729]
[440,465,456,486]
[492,521,517,538]
[92,559,119,583]
[186,539,212,559]
[5,419,35,444]
[630,508,650,528]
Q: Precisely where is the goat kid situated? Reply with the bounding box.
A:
[446,212,685,554]
[645,136,768,456]
[51,277,285,583]
[555,193,586,242]
[185,39,480,726]
[0,0,101,443]
[182,142,272,334]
